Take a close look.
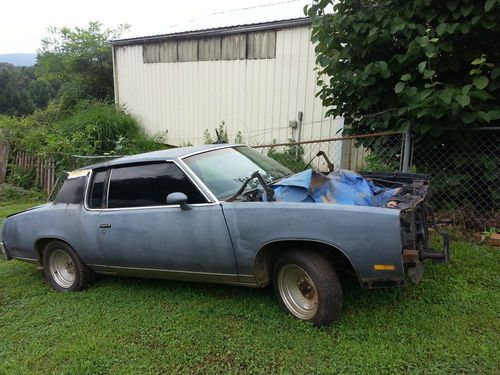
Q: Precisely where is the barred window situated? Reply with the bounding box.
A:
[142,31,276,63]
[247,31,276,59]
[178,40,198,62]
[222,34,246,60]
[198,37,221,61]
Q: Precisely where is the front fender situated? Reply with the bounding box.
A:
[221,202,404,285]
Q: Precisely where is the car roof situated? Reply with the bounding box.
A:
[82,143,241,170]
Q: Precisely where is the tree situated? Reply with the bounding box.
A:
[305,1,500,217]
[36,22,129,107]
[305,0,500,136]
[0,65,34,116]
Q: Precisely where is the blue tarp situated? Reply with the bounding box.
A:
[272,169,400,207]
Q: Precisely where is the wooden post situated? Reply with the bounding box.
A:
[0,141,9,184]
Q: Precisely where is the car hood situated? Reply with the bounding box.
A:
[272,169,401,207]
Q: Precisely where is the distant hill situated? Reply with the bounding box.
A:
[0,53,37,66]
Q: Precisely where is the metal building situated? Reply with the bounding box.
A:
[111,18,343,146]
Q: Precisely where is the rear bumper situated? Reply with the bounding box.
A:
[0,242,11,261]
[403,231,450,284]
[421,232,451,264]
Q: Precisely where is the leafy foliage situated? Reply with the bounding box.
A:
[36,22,129,108]
[203,121,243,144]
[267,143,307,172]
[305,0,500,136]
[0,64,55,116]
[0,101,166,184]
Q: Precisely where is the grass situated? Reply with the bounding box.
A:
[0,202,499,374]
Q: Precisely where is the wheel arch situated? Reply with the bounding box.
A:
[34,237,78,265]
[253,239,360,287]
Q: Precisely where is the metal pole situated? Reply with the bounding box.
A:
[295,111,303,159]
[402,128,412,173]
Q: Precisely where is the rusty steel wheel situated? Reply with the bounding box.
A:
[277,264,318,320]
[43,240,94,292]
[273,249,343,327]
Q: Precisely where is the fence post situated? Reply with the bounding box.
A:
[0,140,9,184]
[401,129,412,173]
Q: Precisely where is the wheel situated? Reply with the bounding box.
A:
[273,249,343,327]
[43,240,94,292]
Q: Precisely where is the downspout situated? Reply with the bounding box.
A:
[111,45,119,107]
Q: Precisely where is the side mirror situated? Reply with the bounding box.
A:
[166,192,192,210]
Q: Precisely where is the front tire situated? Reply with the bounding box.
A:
[43,240,94,292]
[273,249,343,327]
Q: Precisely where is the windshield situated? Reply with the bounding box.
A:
[183,146,293,199]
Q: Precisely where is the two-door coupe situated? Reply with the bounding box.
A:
[0,144,449,326]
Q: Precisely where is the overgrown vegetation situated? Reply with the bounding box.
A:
[0,22,164,190]
[267,143,307,172]
[0,199,498,373]
[37,22,129,109]
[306,0,499,135]
[0,63,56,116]
[306,1,500,227]
[0,101,165,179]
[203,121,243,144]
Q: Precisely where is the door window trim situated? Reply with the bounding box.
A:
[84,160,216,211]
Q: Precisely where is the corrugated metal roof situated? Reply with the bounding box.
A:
[110,17,311,47]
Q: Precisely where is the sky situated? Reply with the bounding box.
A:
[0,0,311,54]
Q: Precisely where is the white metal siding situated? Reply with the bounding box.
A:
[114,26,342,146]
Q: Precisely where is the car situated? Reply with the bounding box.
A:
[0,144,449,326]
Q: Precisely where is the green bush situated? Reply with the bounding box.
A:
[267,144,307,172]
[0,183,45,202]
[0,100,167,191]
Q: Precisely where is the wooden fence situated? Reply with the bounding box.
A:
[14,151,56,195]
[0,140,8,184]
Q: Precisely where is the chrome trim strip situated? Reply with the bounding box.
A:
[178,144,248,203]
[106,168,112,207]
[88,264,258,286]
[176,159,220,203]
[178,143,240,160]
[89,264,238,276]
[12,256,38,264]
[92,202,220,212]
[87,264,258,285]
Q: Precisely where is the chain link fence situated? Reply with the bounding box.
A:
[252,131,403,173]
[4,129,498,232]
[409,128,499,231]
[254,129,499,231]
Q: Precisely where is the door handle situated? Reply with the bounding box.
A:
[99,223,111,229]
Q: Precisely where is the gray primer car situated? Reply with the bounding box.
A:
[0,144,449,326]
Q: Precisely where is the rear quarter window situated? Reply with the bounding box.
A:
[54,176,86,204]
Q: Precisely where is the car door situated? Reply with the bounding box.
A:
[93,161,238,281]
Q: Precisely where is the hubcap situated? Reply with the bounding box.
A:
[278,264,318,320]
[48,250,76,288]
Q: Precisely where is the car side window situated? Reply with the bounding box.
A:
[54,176,86,204]
[107,163,207,208]
[89,170,107,208]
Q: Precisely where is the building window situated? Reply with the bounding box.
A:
[247,31,276,59]
[178,40,198,62]
[222,34,246,60]
[198,37,222,61]
[142,31,276,63]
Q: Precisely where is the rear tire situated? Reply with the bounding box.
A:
[43,240,94,292]
[273,249,343,327]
